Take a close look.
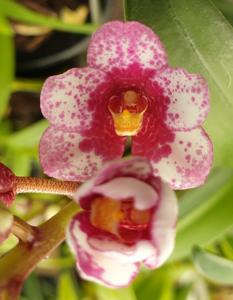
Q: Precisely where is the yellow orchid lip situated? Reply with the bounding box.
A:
[90,196,151,242]
[110,109,145,136]
[108,90,148,136]
[90,197,122,236]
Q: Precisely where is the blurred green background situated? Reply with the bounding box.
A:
[1,0,233,299]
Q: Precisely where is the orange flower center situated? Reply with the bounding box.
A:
[108,90,148,136]
[90,196,151,244]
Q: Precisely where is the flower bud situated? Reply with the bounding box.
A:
[0,163,16,206]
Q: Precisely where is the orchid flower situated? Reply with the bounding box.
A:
[40,21,213,189]
[67,157,178,287]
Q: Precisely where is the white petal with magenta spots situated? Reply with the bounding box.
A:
[40,127,104,181]
[153,128,213,189]
[67,215,139,288]
[40,67,113,131]
[87,21,168,73]
[154,68,210,130]
[39,126,125,181]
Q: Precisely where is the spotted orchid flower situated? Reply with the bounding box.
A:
[0,162,16,207]
[0,208,13,245]
[67,157,178,287]
[40,21,213,189]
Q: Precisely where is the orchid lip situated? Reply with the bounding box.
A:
[108,90,148,137]
[90,196,152,245]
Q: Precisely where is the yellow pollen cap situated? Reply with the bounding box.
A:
[111,109,144,136]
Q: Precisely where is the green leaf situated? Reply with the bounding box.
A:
[0,0,97,34]
[10,150,32,176]
[1,148,33,176]
[220,238,233,260]
[23,273,44,300]
[212,0,233,26]
[95,285,137,300]
[134,268,172,300]
[192,246,233,285]
[57,272,79,300]
[0,13,13,35]
[12,79,43,93]
[172,169,233,261]
[0,16,14,120]
[6,120,48,149]
[178,169,233,219]
[175,283,193,300]
[125,0,233,167]
[38,257,75,270]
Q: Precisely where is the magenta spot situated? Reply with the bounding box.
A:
[196,149,202,155]
[79,139,93,152]
[59,112,65,119]
[185,155,191,163]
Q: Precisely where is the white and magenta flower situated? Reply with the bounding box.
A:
[67,157,178,287]
[0,208,13,245]
[0,162,16,206]
[40,21,213,189]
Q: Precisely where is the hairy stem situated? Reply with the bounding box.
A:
[0,201,79,300]
[15,177,80,198]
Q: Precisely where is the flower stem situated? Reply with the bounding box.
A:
[0,201,80,299]
[15,177,80,198]
[12,216,37,243]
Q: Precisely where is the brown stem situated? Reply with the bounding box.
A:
[12,217,37,243]
[15,177,80,198]
[0,201,80,299]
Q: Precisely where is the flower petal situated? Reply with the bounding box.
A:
[74,157,160,209]
[93,156,154,184]
[132,113,175,170]
[149,181,178,268]
[92,177,158,210]
[87,21,168,74]
[0,208,13,244]
[40,67,114,131]
[39,126,125,181]
[88,237,156,264]
[67,214,139,287]
[151,128,213,189]
[154,67,209,130]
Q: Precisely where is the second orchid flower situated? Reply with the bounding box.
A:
[67,157,178,287]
